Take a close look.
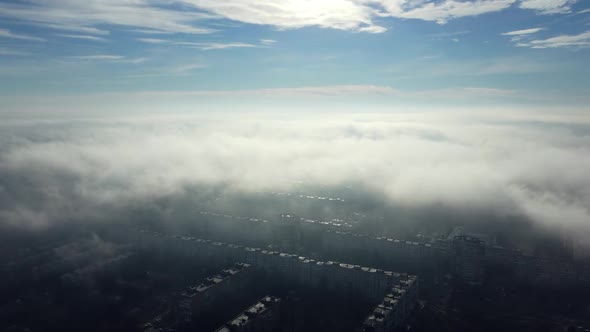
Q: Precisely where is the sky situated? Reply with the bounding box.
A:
[0,0,590,114]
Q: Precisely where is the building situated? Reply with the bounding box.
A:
[136,230,399,301]
[177,262,252,320]
[215,296,281,332]
[453,235,485,285]
[361,275,419,332]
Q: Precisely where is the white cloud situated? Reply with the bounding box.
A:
[502,27,545,44]
[195,42,258,50]
[182,0,387,32]
[137,38,263,50]
[519,0,577,14]
[185,0,518,28]
[55,34,107,42]
[0,0,215,35]
[43,24,110,36]
[67,55,148,63]
[68,55,126,61]
[133,29,176,35]
[137,38,169,44]
[260,39,277,45]
[357,25,388,33]
[0,28,45,41]
[172,63,208,74]
[386,0,517,24]
[517,30,590,48]
[502,27,544,35]
[0,0,530,37]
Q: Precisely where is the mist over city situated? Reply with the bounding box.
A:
[1,112,589,234]
[1,1,590,331]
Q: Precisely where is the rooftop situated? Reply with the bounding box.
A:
[215,296,281,332]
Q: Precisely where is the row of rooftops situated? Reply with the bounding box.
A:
[215,296,281,332]
[193,212,535,262]
[327,230,563,267]
[199,211,270,224]
[182,263,250,297]
[363,275,419,330]
[453,235,486,244]
[261,191,345,202]
[281,213,353,228]
[326,229,433,248]
[139,230,411,279]
[198,210,353,229]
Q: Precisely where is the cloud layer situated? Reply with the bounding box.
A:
[0,0,579,36]
[0,111,588,240]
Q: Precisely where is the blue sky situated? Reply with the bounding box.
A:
[0,0,589,114]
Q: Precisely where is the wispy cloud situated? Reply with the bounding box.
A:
[132,29,176,35]
[0,0,215,35]
[55,34,107,42]
[517,30,590,48]
[137,38,261,50]
[42,24,110,36]
[119,85,400,98]
[385,56,553,77]
[196,42,258,50]
[519,0,577,14]
[0,29,45,41]
[260,39,277,45]
[67,55,148,64]
[172,63,208,74]
[68,55,125,61]
[502,27,545,43]
[429,30,471,38]
[386,0,517,24]
[137,38,169,44]
[120,63,207,79]
[502,27,545,36]
[0,48,31,56]
[113,85,517,101]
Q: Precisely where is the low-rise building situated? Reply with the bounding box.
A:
[361,275,419,332]
[215,296,281,332]
[177,262,252,320]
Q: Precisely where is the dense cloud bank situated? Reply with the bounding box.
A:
[0,111,589,238]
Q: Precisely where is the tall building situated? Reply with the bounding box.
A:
[453,235,485,285]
